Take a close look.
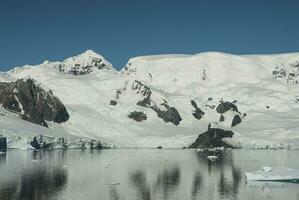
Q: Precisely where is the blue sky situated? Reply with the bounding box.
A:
[0,0,298,70]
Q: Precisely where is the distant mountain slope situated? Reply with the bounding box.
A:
[1,50,299,149]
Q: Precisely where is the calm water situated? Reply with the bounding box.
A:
[0,149,299,200]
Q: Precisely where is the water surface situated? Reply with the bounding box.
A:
[0,149,298,200]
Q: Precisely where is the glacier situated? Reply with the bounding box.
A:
[1,50,299,149]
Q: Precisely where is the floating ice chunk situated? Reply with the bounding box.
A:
[262,166,272,172]
[245,167,299,182]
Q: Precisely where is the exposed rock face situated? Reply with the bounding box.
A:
[189,127,234,148]
[55,50,112,75]
[56,61,106,75]
[231,115,242,127]
[132,81,182,125]
[26,135,104,150]
[0,136,7,151]
[151,104,182,126]
[191,100,205,120]
[128,111,147,122]
[131,80,152,97]
[109,100,117,106]
[133,80,153,107]
[90,140,103,150]
[220,115,225,122]
[272,63,299,84]
[113,80,182,125]
[30,137,41,149]
[213,101,243,127]
[216,102,239,114]
[137,96,151,107]
[0,79,69,127]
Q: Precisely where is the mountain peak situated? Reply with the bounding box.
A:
[7,50,115,76]
[64,50,110,64]
[78,50,102,58]
[57,50,114,75]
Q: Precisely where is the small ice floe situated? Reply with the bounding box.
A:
[196,148,204,152]
[207,155,218,161]
[245,167,299,182]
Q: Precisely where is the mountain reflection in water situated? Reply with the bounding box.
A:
[0,151,67,200]
[193,149,242,200]
[0,149,298,200]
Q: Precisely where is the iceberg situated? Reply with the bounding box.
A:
[245,167,299,182]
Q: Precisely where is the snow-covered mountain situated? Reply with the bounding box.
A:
[1,50,299,149]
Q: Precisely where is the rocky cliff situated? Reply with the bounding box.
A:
[0,79,69,127]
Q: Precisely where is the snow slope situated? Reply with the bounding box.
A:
[1,50,299,149]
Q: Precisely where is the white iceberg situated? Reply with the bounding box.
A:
[245,167,299,182]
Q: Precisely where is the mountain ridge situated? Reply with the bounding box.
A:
[1,50,299,149]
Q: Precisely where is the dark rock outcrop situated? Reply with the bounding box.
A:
[220,115,225,122]
[137,96,151,107]
[56,57,108,75]
[109,100,117,106]
[90,140,103,150]
[272,65,299,84]
[132,80,182,125]
[131,80,152,97]
[273,67,287,79]
[0,79,69,127]
[28,135,105,150]
[128,111,147,122]
[151,104,182,126]
[231,115,242,127]
[191,100,205,120]
[189,127,234,148]
[114,80,182,125]
[0,136,7,151]
[216,102,239,114]
[30,137,41,149]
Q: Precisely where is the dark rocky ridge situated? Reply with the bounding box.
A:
[56,57,108,75]
[131,80,152,97]
[215,101,242,127]
[113,80,182,125]
[272,63,299,84]
[191,100,205,120]
[0,79,69,127]
[216,101,239,114]
[189,127,234,148]
[151,104,182,125]
[231,115,242,127]
[132,80,182,125]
